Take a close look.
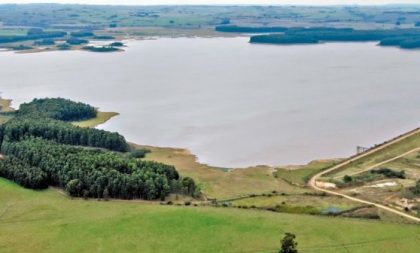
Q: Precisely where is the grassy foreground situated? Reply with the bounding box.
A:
[0,178,419,253]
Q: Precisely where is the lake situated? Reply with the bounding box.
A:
[1,37,420,168]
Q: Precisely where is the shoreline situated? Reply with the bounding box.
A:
[0,29,243,55]
[0,95,342,172]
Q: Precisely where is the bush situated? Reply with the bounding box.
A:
[371,168,405,179]
[130,148,151,158]
[57,43,71,50]
[409,181,420,196]
[110,41,124,47]
[344,175,353,183]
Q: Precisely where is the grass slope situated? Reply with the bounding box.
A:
[231,194,360,213]
[72,111,118,128]
[0,178,419,253]
[138,145,310,199]
[275,160,340,186]
[326,130,420,179]
[0,97,14,125]
[0,97,13,112]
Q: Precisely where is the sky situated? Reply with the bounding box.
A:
[1,0,420,5]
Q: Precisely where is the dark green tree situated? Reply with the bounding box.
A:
[343,175,353,183]
[279,233,298,253]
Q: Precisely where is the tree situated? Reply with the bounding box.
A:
[182,177,196,196]
[66,179,81,197]
[409,180,420,196]
[103,188,110,201]
[279,233,298,253]
[343,175,353,183]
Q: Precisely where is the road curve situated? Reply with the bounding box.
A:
[308,128,420,223]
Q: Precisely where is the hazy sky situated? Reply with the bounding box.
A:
[1,0,420,5]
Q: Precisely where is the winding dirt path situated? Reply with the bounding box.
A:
[308,128,420,223]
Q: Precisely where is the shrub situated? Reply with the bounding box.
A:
[344,175,353,183]
[130,148,151,158]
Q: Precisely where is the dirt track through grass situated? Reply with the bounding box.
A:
[309,128,420,223]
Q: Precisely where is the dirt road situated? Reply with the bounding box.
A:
[309,128,420,223]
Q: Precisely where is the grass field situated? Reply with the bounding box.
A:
[0,97,14,112]
[324,130,420,180]
[275,160,340,186]
[72,111,119,128]
[138,145,311,200]
[0,97,14,125]
[0,178,419,253]
[230,194,361,213]
[0,28,27,36]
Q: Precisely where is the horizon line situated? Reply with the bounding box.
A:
[1,2,420,6]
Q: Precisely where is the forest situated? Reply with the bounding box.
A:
[18,97,97,121]
[0,28,66,44]
[0,98,198,200]
[248,27,420,49]
[215,25,287,33]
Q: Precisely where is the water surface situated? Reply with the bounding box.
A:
[1,37,420,167]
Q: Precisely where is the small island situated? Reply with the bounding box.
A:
[82,45,121,52]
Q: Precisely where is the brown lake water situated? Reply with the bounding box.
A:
[1,37,420,167]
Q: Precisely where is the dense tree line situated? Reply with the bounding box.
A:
[0,29,67,44]
[0,138,197,199]
[93,35,115,40]
[392,37,420,49]
[66,37,89,45]
[18,98,97,121]
[0,156,48,189]
[371,168,405,179]
[250,34,318,44]
[3,98,127,151]
[33,38,56,46]
[0,98,199,200]
[70,31,95,37]
[249,27,420,49]
[216,25,287,33]
[1,116,129,152]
